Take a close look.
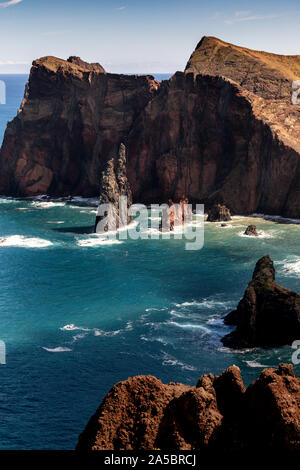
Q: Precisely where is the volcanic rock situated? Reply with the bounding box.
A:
[244,224,258,236]
[1,38,300,219]
[76,364,300,451]
[222,255,300,348]
[207,204,231,222]
[94,143,132,233]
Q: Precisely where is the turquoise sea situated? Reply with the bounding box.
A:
[0,74,299,450]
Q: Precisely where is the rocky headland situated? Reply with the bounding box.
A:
[76,363,300,451]
[222,255,300,348]
[1,37,300,218]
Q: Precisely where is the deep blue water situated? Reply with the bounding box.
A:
[0,76,299,450]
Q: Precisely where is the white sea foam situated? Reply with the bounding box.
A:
[46,221,65,224]
[42,347,72,352]
[77,238,123,247]
[72,333,87,342]
[94,328,121,337]
[140,335,169,346]
[162,352,196,371]
[238,230,274,239]
[174,299,232,309]
[0,197,14,204]
[168,321,210,333]
[60,324,90,332]
[245,361,268,368]
[281,259,300,276]
[0,235,53,248]
[31,201,65,209]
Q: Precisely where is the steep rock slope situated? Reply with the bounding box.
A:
[0,56,158,196]
[76,364,300,451]
[1,38,300,217]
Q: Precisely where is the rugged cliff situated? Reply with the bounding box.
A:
[0,56,158,196]
[1,37,300,217]
[76,364,300,451]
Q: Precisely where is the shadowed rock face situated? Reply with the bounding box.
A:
[0,56,158,197]
[76,364,300,451]
[1,38,300,218]
[222,255,300,348]
[244,224,258,236]
[207,204,231,222]
[94,143,132,233]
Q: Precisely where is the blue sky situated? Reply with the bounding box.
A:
[0,0,299,73]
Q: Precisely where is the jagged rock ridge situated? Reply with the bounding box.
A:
[222,255,300,348]
[76,364,300,451]
[1,38,300,218]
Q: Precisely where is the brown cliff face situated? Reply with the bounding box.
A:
[76,364,300,451]
[0,56,158,196]
[1,38,300,218]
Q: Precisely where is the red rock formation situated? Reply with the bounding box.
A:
[76,364,300,451]
[1,38,300,218]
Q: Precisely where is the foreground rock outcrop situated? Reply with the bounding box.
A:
[244,224,258,236]
[207,203,231,222]
[222,255,300,348]
[1,37,300,218]
[94,143,132,233]
[77,364,300,451]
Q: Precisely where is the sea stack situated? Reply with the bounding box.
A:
[94,143,132,233]
[244,225,258,236]
[222,255,300,348]
[77,364,300,451]
[207,204,231,222]
[1,39,300,219]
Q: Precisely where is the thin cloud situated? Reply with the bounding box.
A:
[0,60,29,65]
[225,12,282,25]
[0,0,23,8]
[115,6,126,11]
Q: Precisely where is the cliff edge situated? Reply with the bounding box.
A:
[1,39,300,217]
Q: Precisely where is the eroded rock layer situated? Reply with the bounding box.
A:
[1,38,300,217]
[76,364,300,451]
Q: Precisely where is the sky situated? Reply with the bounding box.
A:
[0,0,299,74]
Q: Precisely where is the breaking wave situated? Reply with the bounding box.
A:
[77,238,123,247]
[0,235,53,248]
[31,201,66,209]
[42,347,72,352]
